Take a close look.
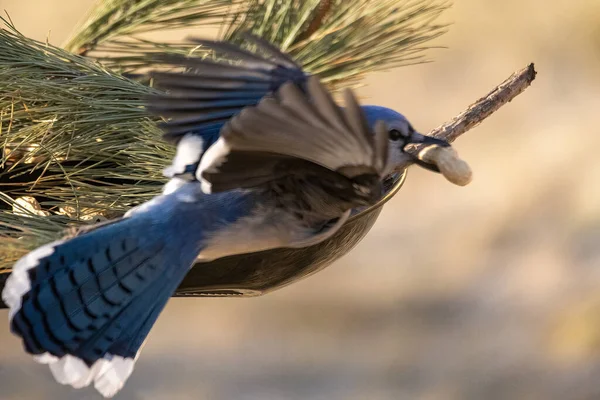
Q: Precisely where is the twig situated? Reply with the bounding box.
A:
[295,0,333,43]
[402,63,537,171]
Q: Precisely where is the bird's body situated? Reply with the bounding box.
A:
[2,34,454,397]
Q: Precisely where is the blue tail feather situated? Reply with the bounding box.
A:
[10,217,193,366]
[75,253,189,363]
[105,268,186,360]
[10,221,166,360]
[3,185,256,397]
[4,213,202,396]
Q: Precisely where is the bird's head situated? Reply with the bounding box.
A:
[362,105,450,176]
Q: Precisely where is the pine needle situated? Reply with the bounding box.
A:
[224,0,451,89]
[0,18,172,271]
[72,0,450,85]
[63,0,240,55]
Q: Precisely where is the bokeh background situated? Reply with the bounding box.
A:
[1,0,600,399]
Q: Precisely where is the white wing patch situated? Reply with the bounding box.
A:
[2,240,63,320]
[161,134,205,195]
[196,137,231,194]
[162,134,204,178]
[35,352,136,398]
[123,191,171,218]
[162,176,188,195]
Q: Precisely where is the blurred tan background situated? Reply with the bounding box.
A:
[1,0,600,399]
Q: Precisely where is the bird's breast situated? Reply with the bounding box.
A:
[197,204,315,261]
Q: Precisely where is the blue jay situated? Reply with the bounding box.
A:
[2,34,451,397]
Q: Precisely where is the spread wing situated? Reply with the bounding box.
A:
[198,75,389,208]
[147,34,307,145]
[147,35,388,211]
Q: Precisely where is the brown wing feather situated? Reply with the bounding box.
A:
[201,76,384,178]
[198,75,388,208]
[147,34,306,143]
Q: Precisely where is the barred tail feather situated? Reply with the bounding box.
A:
[1,211,202,397]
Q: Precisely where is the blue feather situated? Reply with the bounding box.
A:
[4,184,256,395]
[361,105,408,127]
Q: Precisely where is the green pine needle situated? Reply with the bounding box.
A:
[73,0,450,85]
[224,0,450,89]
[0,19,173,271]
[63,0,239,55]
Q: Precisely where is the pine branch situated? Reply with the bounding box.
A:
[224,0,451,89]
[0,20,173,270]
[402,63,538,169]
[75,0,450,86]
[63,0,238,56]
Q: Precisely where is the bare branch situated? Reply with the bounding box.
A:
[403,63,537,172]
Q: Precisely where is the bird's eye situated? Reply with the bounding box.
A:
[389,129,404,141]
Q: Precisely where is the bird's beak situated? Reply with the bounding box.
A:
[405,132,450,149]
[404,132,451,173]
